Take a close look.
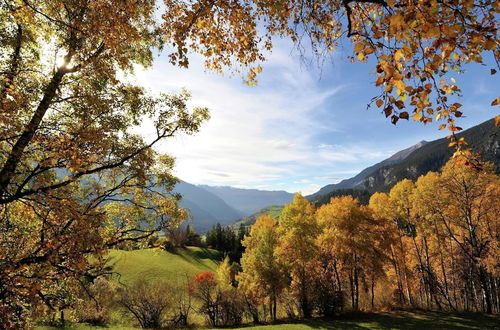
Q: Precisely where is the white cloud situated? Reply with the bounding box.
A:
[125,42,395,194]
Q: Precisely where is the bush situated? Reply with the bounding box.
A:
[217,289,245,327]
[120,281,173,328]
[188,272,219,326]
[76,277,116,325]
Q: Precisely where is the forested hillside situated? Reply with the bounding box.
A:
[310,118,499,201]
[358,118,499,192]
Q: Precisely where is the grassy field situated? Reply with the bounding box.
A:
[232,311,500,329]
[37,310,499,329]
[36,249,499,329]
[107,247,221,285]
[37,247,221,329]
[234,205,284,227]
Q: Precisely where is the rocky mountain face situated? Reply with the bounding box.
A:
[309,118,499,199]
[357,118,499,192]
[308,141,429,199]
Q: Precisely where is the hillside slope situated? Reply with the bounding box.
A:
[108,247,221,285]
[174,181,243,232]
[233,205,284,227]
[357,118,499,192]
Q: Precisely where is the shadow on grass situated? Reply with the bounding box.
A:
[167,247,222,268]
[286,310,500,330]
[227,310,499,330]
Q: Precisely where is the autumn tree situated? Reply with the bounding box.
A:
[276,194,319,318]
[413,156,500,313]
[163,0,499,131]
[369,191,412,307]
[316,196,386,311]
[238,215,288,321]
[188,272,219,326]
[0,1,209,326]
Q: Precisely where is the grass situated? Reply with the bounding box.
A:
[36,250,498,329]
[234,205,284,227]
[37,310,499,329]
[107,247,221,286]
[225,311,500,329]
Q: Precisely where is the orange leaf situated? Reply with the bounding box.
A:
[376,99,384,108]
[399,111,409,120]
[354,43,364,52]
[384,106,393,117]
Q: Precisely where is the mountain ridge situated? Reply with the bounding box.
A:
[310,118,499,201]
[307,139,429,199]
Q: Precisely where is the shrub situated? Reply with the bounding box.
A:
[120,281,173,328]
[217,289,245,327]
[76,277,116,325]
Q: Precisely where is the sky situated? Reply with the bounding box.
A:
[130,38,498,195]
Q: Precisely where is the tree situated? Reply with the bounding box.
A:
[163,0,499,131]
[188,272,219,326]
[217,256,235,290]
[369,191,409,306]
[238,215,288,321]
[414,156,500,313]
[276,194,319,318]
[0,1,209,326]
[316,196,385,311]
[206,223,246,262]
[120,280,174,329]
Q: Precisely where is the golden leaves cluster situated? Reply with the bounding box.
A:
[163,0,499,128]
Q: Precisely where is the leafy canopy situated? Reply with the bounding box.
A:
[163,0,499,131]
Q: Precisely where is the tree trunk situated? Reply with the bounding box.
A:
[0,68,66,195]
[371,276,375,310]
[478,266,493,313]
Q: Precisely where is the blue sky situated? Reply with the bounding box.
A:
[131,38,498,195]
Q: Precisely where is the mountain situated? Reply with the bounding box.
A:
[174,181,243,233]
[198,185,294,216]
[356,118,499,192]
[308,140,428,199]
[311,188,372,207]
[310,118,499,200]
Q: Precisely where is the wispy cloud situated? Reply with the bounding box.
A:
[129,47,358,193]
[126,36,496,195]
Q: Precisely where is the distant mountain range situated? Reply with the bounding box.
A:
[174,183,294,233]
[176,118,499,231]
[198,185,294,216]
